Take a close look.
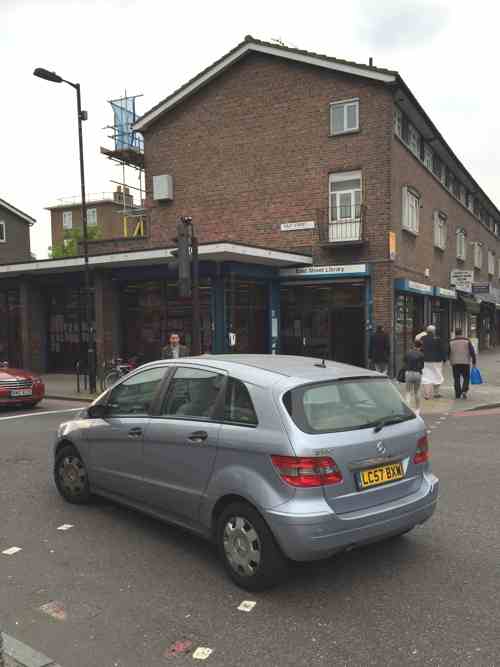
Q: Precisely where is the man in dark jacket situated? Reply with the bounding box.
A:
[161,332,190,359]
[369,325,390,374]
[449,328,476,399]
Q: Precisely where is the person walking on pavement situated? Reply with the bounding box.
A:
[449,328,476,399]
[369,325,390,374]
[404,339,425,415]
[161,332,190,359]
[421,325,447,399]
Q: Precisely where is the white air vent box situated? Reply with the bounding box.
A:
[153,174,174,201]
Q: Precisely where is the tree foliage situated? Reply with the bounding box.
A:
[49,226,101,258]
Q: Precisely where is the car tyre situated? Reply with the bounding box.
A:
[217,501,289,591]
[54,444,91,505]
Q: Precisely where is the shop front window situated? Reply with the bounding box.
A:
[225,279,269,353]
[0,288,21,367]
[47,285,95,372]
[280,283,365,367]
[394,293,425,372]
[121,279,212,362]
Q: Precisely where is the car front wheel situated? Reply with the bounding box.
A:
[54,444,91,505]
[217,501,289,591]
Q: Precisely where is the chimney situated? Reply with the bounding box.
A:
[369,57,373,67]
[114,185,123,203]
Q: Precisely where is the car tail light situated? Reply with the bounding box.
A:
[413,435,429,464]
[271,455,343,487]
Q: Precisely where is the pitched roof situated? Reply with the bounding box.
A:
[133,35,397,132]
[0,198,36,225]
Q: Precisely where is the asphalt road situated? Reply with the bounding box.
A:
[1,400,499,666]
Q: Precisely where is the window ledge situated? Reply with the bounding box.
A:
[434,245,446,252]
[402,226,419,237]
[330,128,360,137]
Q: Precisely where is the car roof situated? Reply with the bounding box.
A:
[147,354,380,387]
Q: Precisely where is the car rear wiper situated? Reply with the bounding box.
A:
[373,415,409,433]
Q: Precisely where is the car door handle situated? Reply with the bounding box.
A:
[128,427,143,438]
[187,430,208,444]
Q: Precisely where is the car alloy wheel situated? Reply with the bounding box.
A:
[54,445,91,504]
[223,515,262,577]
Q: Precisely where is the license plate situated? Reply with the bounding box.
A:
[358,462,404,489]
[10,389,32,397]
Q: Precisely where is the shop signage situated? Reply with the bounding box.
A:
[406,280,433,295]
[472,282,490,294]
[434,287,457,299]
[280,263,367,278]
[450,269,473,293]
[280,221,315,232]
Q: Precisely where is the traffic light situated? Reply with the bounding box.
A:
[176,216,192,297]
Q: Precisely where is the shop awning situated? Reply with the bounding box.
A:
[0,242,313,278]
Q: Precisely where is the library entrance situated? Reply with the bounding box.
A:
[280,282,366,367]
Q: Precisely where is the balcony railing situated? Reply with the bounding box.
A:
[317,206,365,244]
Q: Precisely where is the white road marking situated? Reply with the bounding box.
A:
[0,408,82,422]
[193,647,213,660]
[57,524,74,531]
[2,547,22,555]
[238,600,257,612]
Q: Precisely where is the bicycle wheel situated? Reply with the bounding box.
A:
[104,370,121,388]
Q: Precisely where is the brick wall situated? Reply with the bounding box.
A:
[0,207,31,264]
[143,52,395,263]
[392,137,500,288]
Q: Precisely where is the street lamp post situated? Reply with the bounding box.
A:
[33,68,96,392]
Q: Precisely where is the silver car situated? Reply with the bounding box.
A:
[53,355,439,590]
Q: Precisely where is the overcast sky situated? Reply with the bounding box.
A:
[2,0,499,258]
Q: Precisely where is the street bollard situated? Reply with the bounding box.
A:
[76,361,81,394]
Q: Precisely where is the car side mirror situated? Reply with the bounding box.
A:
[87,403,109,419]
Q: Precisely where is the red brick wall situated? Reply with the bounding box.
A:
[143,52,395,264]
[391,137,500,289]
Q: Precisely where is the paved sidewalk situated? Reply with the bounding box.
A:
[401,348,500,415]
[42,350,500,413]
[41,373,98,402]
[1,633,61,667]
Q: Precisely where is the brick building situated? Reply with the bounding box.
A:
[48,186,141,251]
[0,198,35,366]
[1,36,499,372]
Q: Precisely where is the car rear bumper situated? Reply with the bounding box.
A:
[264,472,439,561]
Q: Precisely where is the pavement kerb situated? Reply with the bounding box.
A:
[1,633,61,667]
[459,401,500,412]
[44,394,95,403]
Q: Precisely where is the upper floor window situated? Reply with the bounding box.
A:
[433,211,447,250]
[459,185,466,205]
[488,250,495,276]
[330,99,359,135]
[402,186,420,234]
[474,242,483,269]
[394,107,403,138]
[432,154,442,180]
[424,144,433,170]
[87,208,97,226]
[408,124,420,157]
[63,210,73,230]
[498,258,500,277]
[329,171,362,223]
[0,221,5,243]
[456,229,467,261]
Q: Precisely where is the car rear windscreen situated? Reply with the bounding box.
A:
[282,377,414,434]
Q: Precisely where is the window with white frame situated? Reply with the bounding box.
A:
[459,185,466,205]
[402,186,420,234]
[329,171,362,222]
[0,220,5,242]
[328,171,362,242]
[433,211,447,250]
[424,144,433,170]
[394,106,403,138]
[87,208,97,226]
[62,210,73,230]
[456,229,467,261]
[330,99,359,135]
[408,124,420,157]
[488,250,495,275]
[474,242,483,269]
[498,258,500,277]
